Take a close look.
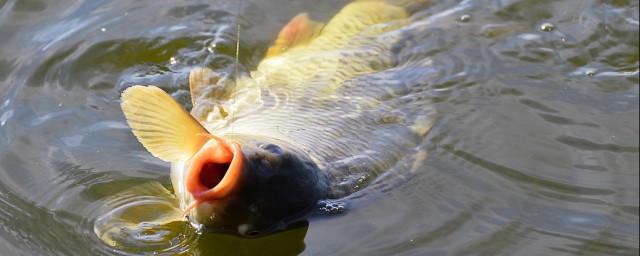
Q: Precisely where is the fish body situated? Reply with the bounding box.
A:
[121,0,434,236]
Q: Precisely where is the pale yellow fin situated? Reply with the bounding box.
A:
[265,13,324,58]
[120,85,209,162]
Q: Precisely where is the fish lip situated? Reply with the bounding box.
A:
[182,135,245,217]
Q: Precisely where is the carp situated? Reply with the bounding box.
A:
[117,0,434,237]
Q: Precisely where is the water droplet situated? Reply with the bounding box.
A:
[195,224,204,234]
[169,57,177,65]
[586,70,595,76]
[207,42,217,53]
[540,22,555,32]
[101,27,106,32]
[459,15,471,22]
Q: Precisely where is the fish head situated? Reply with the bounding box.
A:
[121,85,330,237]
[177,135,329,237]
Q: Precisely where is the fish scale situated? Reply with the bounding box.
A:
[120,0,435,236]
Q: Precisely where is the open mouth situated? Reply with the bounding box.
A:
[182,134,244,218]
[199,162,230,189]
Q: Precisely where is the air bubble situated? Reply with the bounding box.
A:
[540,22,555,32]
[169,57,177,65]
[459,15,471,22]
[317,200,347,215]
[357,175,368,184]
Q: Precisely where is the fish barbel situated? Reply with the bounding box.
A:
[120,0,434,237]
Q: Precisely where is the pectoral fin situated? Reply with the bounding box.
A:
[121,85,210,162]
[265,13,324,58]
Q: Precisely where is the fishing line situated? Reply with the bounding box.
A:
[231,0,242,140]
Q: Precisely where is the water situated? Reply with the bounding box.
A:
[0,0,638,255]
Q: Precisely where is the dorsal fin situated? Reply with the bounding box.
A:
[265,13,324,58]
[120,85,210,162]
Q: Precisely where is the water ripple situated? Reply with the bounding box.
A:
[557,135,639,153]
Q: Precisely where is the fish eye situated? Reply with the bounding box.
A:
[260,143,283,155]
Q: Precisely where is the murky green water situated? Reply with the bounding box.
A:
[0,0,638,255]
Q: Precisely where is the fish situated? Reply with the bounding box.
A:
[118,0,435,237]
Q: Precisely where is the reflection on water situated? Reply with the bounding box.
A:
[91,180,310,254]
[0,0,638,255]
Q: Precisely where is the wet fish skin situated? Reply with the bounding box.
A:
[120,0,433,237]
[121,84,332,236]
[185,137,331,236]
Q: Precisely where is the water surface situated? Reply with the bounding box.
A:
[0,0,638,255]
